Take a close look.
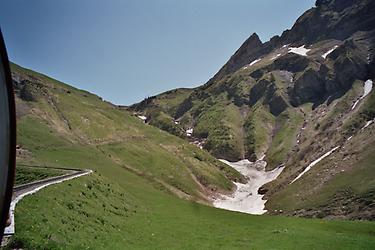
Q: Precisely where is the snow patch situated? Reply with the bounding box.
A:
[258,154,266,161]
[291,147,339,184]
[214,159,284,215]
[137,115,147,122]
[322,45,338,59]
[249,58,262,66]
[271,54,281,60]
[288,45,311,56]
[364,79,373,97]
[362,120,374,130]
[186,128,193,137]
[351,79,373,110]
[351,100,360,110]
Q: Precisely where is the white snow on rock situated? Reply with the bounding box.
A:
[271,54,281,60]
[351,100,360,110]
[214,159,284,215]
[249,58,262,66]
[288,45,311,56]
[258,154,266,161]
[362,120,374,130]
[137,115,147,122]
[243,58,262,69]
[291,146,339,184]
[322,45,339,59]
[351,79,373,110]
[364,79,373,97]
[186,128,193,137]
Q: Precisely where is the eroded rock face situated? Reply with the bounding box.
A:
[271,53,310,73]
[19,81,40,102]
[269,95,288,116]
[285,0,375,43]
[289,69,325,106]
[332,41,369,90]
[250,79,270,105]
[12,74,43,102]
[315,0,355,10]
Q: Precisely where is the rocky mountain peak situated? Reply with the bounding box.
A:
[210,0,374,83]
[246,32,262,47]
[231,32,263,64]
[208,32,264,83]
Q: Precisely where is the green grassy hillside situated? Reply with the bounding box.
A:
[12,62,244,203]
[9,63,375,249]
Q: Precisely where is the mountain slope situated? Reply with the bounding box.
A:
[9,64,375,250]
[130,0,375,220]
[12,62,245,205]
[10,64,375,249]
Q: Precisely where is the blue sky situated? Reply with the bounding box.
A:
[0,0,315,105]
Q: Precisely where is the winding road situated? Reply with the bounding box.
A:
[3,168,92,236]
